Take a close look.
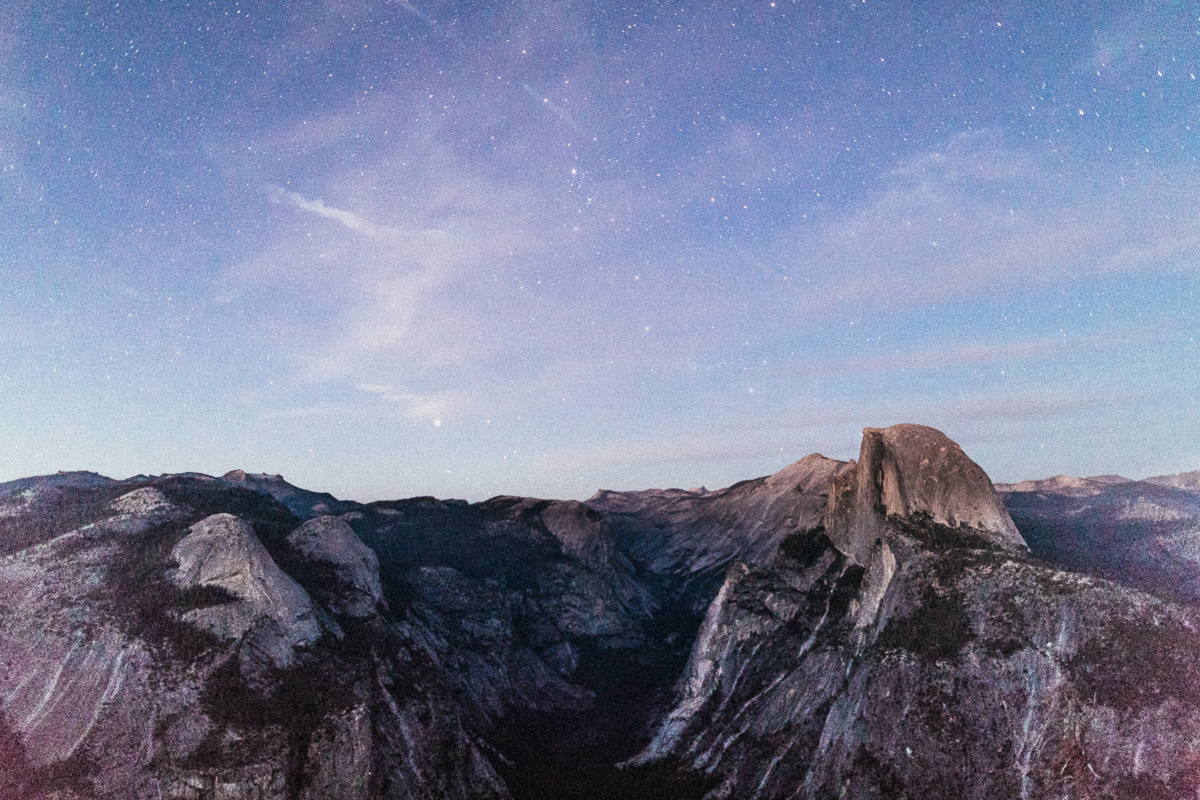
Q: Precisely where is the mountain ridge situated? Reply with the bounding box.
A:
[2,426,1199,799]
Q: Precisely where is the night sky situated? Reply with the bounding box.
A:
[2,0,1198,501]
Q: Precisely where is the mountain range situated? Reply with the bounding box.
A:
[2,424,1199,799]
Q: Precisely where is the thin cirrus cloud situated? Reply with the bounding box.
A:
[522,84,587,134]
[353,383,460,423]
[792,326,1170,379]
[928,390,1122,424]
[562,435,799,472]
[781,130,1200,320]
[241,172,552,385]
[268,186,402,242]
[262,385,462,426]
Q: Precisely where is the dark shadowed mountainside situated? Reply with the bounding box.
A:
[1,426,1198,799]
[998,472,1200,604]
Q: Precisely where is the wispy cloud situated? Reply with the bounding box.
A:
[888,128,1038,186]
[264,405,339,420]
[233,160,558,385]
[794,326,1173,379]
[925,391,1118,424]
[354,383,462,423]
[563,437,785,471]
[778,130,1200,319]
[522,84,586,133]
[268,186,402,241]
[388,0,438,30]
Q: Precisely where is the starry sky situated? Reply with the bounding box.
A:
[2,0,1199,502]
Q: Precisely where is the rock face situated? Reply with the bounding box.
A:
[1,428,1199,800]
[170,513,324,667]
[286,515,384,618]
[624,425,1200,799]
[590,453,853,612]
[827,424,1025,565]
[220,470,353,520]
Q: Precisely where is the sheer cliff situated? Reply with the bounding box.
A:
[1,426,1198,799]
[623,426,1200,799]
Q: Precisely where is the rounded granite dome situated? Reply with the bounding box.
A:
[826,423,1026,564]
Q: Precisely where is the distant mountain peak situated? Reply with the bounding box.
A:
[220,469,354,520]
[1146,469,1200,493]
[827,424,1025,565]
[761,452,850,492]
[222,469,288,484]
[995,473,1134,495]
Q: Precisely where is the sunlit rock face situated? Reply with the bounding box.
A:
[1,428,1199,800]
[108,487,180,519]
[826,424,1026,566]
[625,425,1200,800]
[169,513,325,668]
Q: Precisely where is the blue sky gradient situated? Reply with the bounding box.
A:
[2,0,1198,500]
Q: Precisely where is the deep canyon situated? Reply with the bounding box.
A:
[3,424,1200,799]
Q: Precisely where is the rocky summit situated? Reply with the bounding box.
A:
[2,425,1199,799]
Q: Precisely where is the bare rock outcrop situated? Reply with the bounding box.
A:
[108,486,178,518]
[0,542,140,768]
[589,453,853,612]
[827,424,1025,566]
[540,500,614,569]
[221,469,354,520]
[625,424,1200,800]
[287,515,384,618]
[169,513,323,667]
